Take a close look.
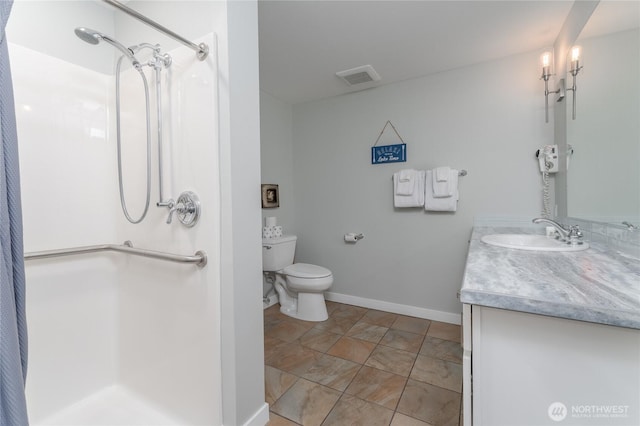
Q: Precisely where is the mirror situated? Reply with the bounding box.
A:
[566,1,640,225]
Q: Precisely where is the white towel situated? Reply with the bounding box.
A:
[425,170,459,211]
[396,169,416,196]
[435,166,450,182]
[394,170,425,207]
[432,166,454,197]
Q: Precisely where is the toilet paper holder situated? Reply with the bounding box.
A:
[344,233,365,243]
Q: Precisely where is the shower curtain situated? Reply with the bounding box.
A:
[0,0,29,424]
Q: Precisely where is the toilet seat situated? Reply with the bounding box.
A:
[283,263,333,293]
[283,263,332,279]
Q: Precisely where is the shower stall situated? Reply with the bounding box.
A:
[2,0,267,424]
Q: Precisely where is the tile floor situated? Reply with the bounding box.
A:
[264,301,463,426]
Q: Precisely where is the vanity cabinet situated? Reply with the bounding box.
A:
[462,304,640,426]
[460,226,640,425]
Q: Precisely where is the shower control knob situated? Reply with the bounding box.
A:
[166,202,182,224]
[169,191,201,227]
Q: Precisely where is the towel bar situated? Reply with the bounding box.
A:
[391,169,467,178]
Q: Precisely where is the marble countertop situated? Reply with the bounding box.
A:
[460,226,640,329]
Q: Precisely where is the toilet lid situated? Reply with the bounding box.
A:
[284,263,332,279]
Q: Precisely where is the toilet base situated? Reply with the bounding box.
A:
[272,275,328,322]
[279,292,328,322]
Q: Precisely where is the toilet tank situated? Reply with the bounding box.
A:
[262,235,297,271]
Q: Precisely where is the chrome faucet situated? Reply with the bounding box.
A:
[532,217,584,244]
[532,218,569,238]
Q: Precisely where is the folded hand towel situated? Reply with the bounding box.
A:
[435,166,450,182]
[432,167,454,197]
[394,170,425,207]
[425,170,458,211]
[399,169,412,182]
[395,169,416,196]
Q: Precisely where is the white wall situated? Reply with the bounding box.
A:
[260,91,296,233]
[11,42,120,422]
[286,50,553,320]
[214,1,267,425]
[260,92,295,300]
[112,31,222,424]
[119,5,268,422]
[7,0,116,73]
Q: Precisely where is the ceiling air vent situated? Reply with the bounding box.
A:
[336,65,381,86]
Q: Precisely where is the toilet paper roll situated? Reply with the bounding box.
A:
[265,216,277,227]
[344,233,358,243]
[274,226,283,237]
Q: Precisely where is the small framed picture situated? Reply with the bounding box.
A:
[261,184,279,208]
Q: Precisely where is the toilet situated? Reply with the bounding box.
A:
[262,235,333,321]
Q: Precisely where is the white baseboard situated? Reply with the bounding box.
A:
[242,402,269,426]
[325,292,461,325]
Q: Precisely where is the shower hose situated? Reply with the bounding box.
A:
[115,56,152,224]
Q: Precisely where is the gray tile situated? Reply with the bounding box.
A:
[419,336,462,364]
[390,413,435,426]
[267,319,315,342]
[268,412,300,426]
[267,341,323,376]
[330,304,368,322]
[427,321,461,343]
[321,394,394,426]
[299,328,342,352]
[271,379,341,426]
[365,345,417,377]
[347,322,389,343]
[326,336,376,364]
[410,355,462,393]
[397,379,461,426]
[392,316,432,336]
[345,365,407,410]
[380,329,424,353]
[265,366,298,405]
[302,354,361,391]
[314,316,359,335]
[361,310,398,327]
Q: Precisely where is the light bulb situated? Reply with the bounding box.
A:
[541,52,551,68]
[571,46,581,62]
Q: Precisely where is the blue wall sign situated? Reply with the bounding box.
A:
[371,143,406,165]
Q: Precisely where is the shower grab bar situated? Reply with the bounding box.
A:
[24,241,207,268]
[101,0,209,61]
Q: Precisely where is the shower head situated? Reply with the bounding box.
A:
[74,27,100,45]
[75,27,140,68]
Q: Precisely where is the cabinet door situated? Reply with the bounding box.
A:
[472,306,640,426]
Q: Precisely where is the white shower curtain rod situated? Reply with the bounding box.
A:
[102,0,209,60]
[24,241,207,267]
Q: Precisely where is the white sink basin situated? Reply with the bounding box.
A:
[481,234,589,252]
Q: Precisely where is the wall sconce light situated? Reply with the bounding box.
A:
[566,46,583,120]
[540,51,562,123]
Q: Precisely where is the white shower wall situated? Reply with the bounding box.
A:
[11,43,121,422]
[114,33,222,424]
[9,8,222,426]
